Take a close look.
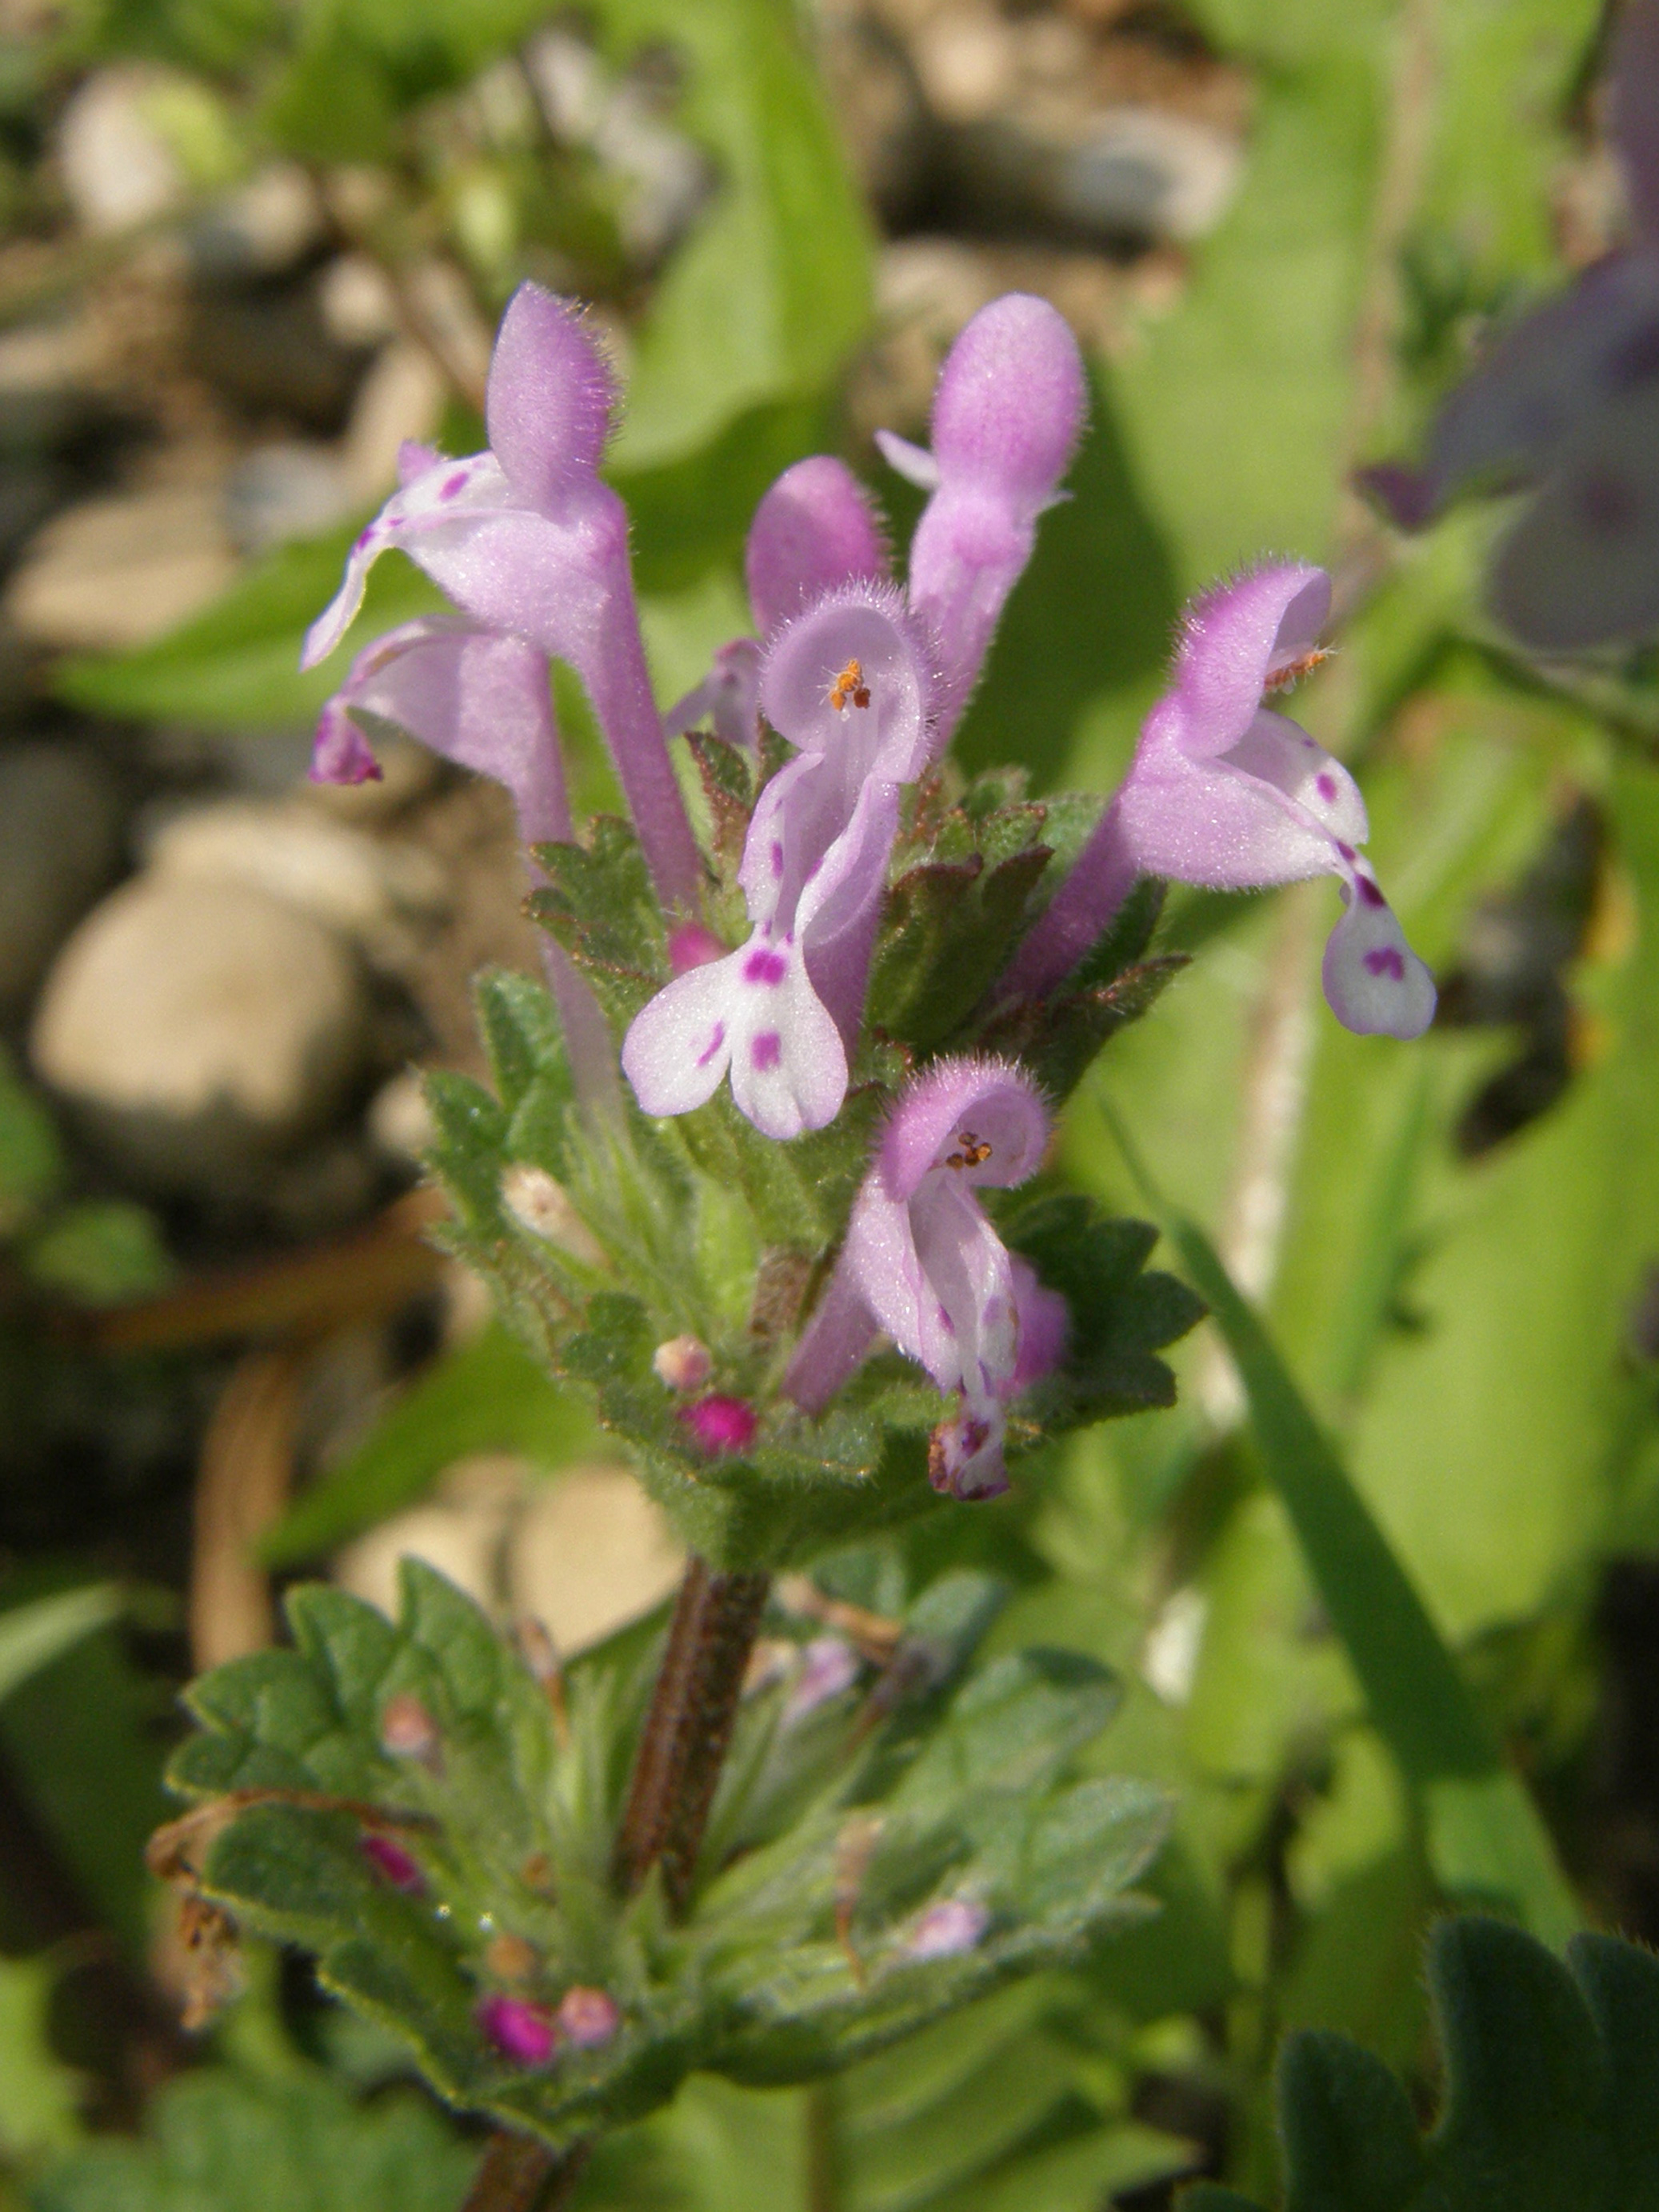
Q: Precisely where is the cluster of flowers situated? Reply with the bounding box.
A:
[306,282,1433,1502]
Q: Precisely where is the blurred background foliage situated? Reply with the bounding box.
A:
[0,0,1656,2203]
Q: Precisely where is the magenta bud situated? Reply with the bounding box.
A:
[653,1334,713,1391]
[678,1394,758,1456]
[667,924,727,975]
[478,1993,558,2069]
[904,1897,990,1961]
[379,1693,440,1762]
[360,1833,424,1894]
[556,1986,621,2049]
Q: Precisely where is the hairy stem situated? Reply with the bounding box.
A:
[612,1557,771,1911]
[460,2133,589,2212]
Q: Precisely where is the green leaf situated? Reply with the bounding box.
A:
[260,1325,604,1567]
[0,1048,66,1237]
[30,2062,474,2212]
[0,1954,83,2161]
[22,1202,174,1304]
[169,1562,1167,2145]
[53,526,442,735]
[1109,1119,1579,1947]
[0,1591,170,1958]
[0,1586,122,1706]
[1209,1919,1659,2212]
[597,0,872,474]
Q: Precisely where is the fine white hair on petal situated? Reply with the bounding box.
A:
[877,1054,1050,1201]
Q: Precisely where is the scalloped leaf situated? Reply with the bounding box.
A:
[163,1563,1168,2148]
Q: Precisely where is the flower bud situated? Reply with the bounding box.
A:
[678,1394,758,1456]
[478,1993,558,2068]
[360,1833,424,1894]
[653,1334,712,1391]
[379,1693,440,1763]
[557,1985,621,2049]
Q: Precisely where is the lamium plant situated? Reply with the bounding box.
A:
[154,282,1438,2209]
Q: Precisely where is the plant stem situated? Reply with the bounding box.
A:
[460,2133,589,2212]
[612,1556,771,1911]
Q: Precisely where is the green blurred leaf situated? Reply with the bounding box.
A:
[1113,1130,1578,1946]
[52,526,442,736]
[598,0,872,473]
[0,1954,82,2162]
[0,1052,66,1238]
[0,1586,122,1707]
[22,1205,174,1305]
[261,1324,605,1568]
[29,2062,474,2212]
[0,1595,170,1958]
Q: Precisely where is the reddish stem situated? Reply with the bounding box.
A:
[611,1556,770,1912]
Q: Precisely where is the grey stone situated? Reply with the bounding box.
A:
[30,874,369,1197]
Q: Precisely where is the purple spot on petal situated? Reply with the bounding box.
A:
[751,1031,782,1071]
[1336,841,1355,862]
[743,947,788,986]
[1357,875,1387,908]
[1364,946,1406,979]
[1301,734,1318,750]
[770,842,784,878]
[695,1022,726,1068]
[1316,773,1338,803]
[438,470,469,500]
[937,1304,954,1334]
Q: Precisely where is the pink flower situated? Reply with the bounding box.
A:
[308,611,612,1100]
[1005,563,1436,1041]
[786,1057,1067,1500]
[623,584,936,1139]
[664,457,891,754]
[478,1994,558,2069]
[1361,2,1659,650]
[302,284,698,909]
[878,294,1085,747]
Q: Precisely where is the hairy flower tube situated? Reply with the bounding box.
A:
[1361,0,1659,649]
[303,283,699,908]
[1006,563,1437,1040]
[877,292,1086,746]
[622,582,936,1139]
[786,1058,1068,1501]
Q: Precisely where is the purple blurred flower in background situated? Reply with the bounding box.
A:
[786,1056,1066,1500]
[1007,563,1436,1040]
[478,1994,558,2070]
[1362,0,1659,650]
